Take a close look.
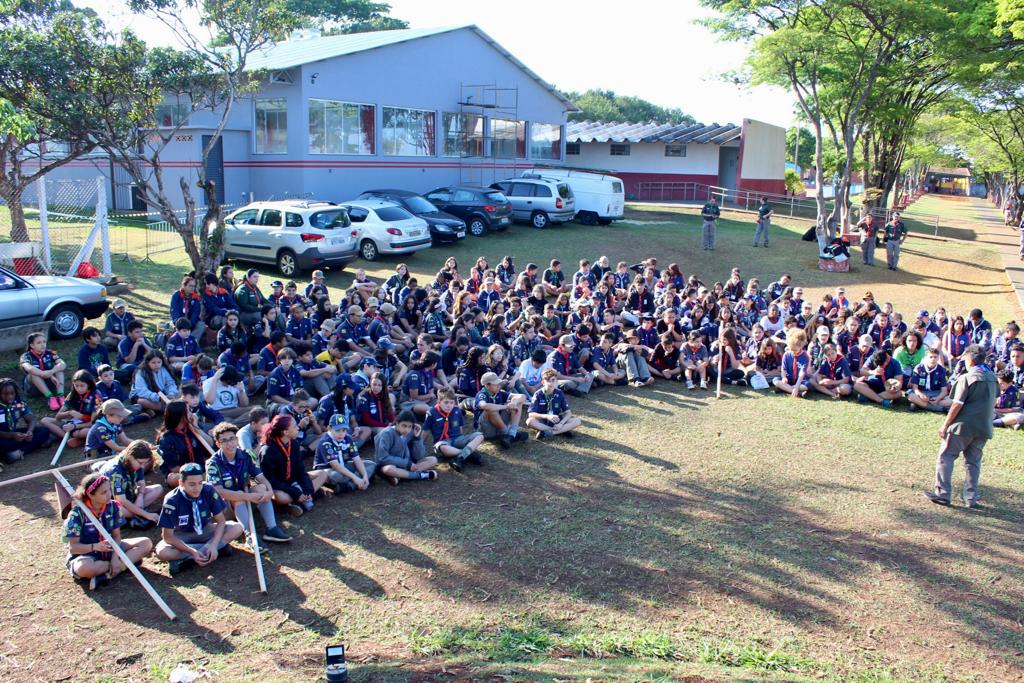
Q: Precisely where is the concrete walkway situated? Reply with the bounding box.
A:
[971,197,1024,313]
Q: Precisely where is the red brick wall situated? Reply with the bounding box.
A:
[738,178,786,195]
[617,172,720,200]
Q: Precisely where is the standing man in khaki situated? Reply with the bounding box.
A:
[923,344,998,509]
[883,212,908,271]
[701,196,720,251]
[855,212,878,266]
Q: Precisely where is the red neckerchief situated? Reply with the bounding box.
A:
[433,403,451,441]
[826,355,843,379]
[28,349,50,368]
[264,343,278,359]
[275,437,292,479]
[179,290,198,313]
[175,424,196,464]
[72,389,97,422]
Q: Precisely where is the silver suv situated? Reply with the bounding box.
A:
[224,200,360,277]
[490,177,576,228]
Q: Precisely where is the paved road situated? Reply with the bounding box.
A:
[971,197,1024,313]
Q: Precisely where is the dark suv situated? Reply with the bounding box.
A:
[423,186,513,237]
[357,189,467,244]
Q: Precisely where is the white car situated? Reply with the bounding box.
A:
[341,199,433,261]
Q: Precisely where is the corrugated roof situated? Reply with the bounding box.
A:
[244,25,579,112]
[928,167,971,177]
[566,120,741,145]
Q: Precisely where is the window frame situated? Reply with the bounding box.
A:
[490,118,527,159]
[665,143,688,157]
[308,98,376,156]
[254,98,289,155]
[610,143,631,157]
[529,122,562,160]
[441,112,485,158]
[566,142,581,156]
[381,105,437,157]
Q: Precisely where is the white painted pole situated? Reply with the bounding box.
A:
[97,177,111,278]
[715,322,725,400]
[246,502,268,594]
[49,431,71,466]
[38,178,51,273]
[52,470,177,620]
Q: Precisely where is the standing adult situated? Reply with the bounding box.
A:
[924,344,997,509]
[701,196,720,251]
[753,197,772,248]
[883,212,908,271]
[855,212,878,266]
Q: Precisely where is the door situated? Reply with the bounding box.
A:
[506,182,536,219]
[224,208,259,257]
[717,147,739,193]
[0,271,39,325]
[202,135,225,205]
[246,208,282,262]
[425,188,458,217]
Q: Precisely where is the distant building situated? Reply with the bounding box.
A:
[925,167,972,196]
[564,118,786,200]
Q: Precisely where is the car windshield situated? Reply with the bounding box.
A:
[308,209,351,230]
[557,184,573,199]
[484,191,507,203]
[405,196,438,213]
[375,206,414,222]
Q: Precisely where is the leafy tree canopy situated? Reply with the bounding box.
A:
[562,89,696,125]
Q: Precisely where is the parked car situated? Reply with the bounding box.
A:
[357,189,467,244]
[340,199,433,261]
[0,265,109,340]
[521,169,624,225]
[423,186,513,237]
[223,200,360,277]
[490,176,575,228]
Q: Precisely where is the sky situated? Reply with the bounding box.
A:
[76,0,796,128]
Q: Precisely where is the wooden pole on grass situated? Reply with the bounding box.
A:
[0,456,105,490]
[716,322,725,400]
[52,470,177,621]
[49,432,71,466]
[194,429,267,593]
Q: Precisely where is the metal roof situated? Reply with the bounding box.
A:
[244,25,579,112]
[566,120,741,145]
[928,167,971,177]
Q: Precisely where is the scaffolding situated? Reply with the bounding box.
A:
[456,83,521,188]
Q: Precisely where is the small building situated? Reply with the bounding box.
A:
[27,25,578,212]
[925,167,972,196]
[564,118,786,200]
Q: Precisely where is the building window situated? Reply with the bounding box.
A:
[382,107,436,156]
[442,113,484,157]
[566,142,580,156]
[610,143,630,156]
[155,103,189,128]
[665,143,687,157]
[308,99,375,155]
[530,123,562,160]
[491,118,526,159]
[254,98,288,154]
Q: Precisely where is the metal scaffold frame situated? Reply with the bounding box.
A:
[457,83,520,188]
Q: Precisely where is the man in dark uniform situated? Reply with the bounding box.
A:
[883,212,908,271]
[701,196,721,251]
[856,213,878,266]
[753,197,772,248]
[924,345,998,509]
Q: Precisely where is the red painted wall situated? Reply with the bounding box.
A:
[616,172,720,200]
[738,178,787,195]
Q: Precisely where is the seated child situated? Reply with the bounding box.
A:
[63,472,153,590]
[258,414,328,516]
[423,388,485,472]
[0,377,51,463]
[77,327,111,378]
[907,348,952,412]
[84,399,132,458]
[95,364,147,425]
[526,368,582,439]
[473,372,528,448]
[993,369,1023,429]
[99,439,164,529]
[19,332,66,410]
[374,410,439,486]
[314,414,376,493]
[773,329,812,398]
[41,369,100,448]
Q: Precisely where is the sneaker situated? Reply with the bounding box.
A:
[922,491,950,506]
[423,470,438,481]
[644,377,655,386]
[734,379,747,387]
[536,430,549,440]
[286,503,304,517]
[300,500,314,512]
[631,380,645,387]
[262,526,292,543]
[168,557,197,576]
[88,574,110,591]
[881,399,892,408]
[512,431,529,442]
[857,394,868,404]
[498,435,512,450]
[468,451,484,465]
[449,457,465,473]
[699,380,708,390]
[560,431,575,439]
[565,388,585,398]
[245,539,269,554]
[686,380,695,390]
[48,396,61,411]
[3,450,24,464]
[128,517,154,530]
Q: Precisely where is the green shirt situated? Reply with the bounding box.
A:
[758,202,772,219]
[948,366,998,440]
[884,220,907,242]
[702,202,721,221]
[894,346,925,371]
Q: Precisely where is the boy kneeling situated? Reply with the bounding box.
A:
[155,462,245,576]
[423,388,485,472]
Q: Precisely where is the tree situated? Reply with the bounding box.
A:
[0,1,149,244]
[562,89,696,125]
[784,168,805,195]
[786,126,814,170]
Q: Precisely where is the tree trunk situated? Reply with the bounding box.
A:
[197,178,225,280]
[3,190,30,243]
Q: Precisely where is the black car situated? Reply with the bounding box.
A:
[357,189,467,245]
[423,186,514,237]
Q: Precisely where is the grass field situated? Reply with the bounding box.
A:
[0,195,1022,682]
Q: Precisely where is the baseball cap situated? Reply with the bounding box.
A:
[361,357,380,367]
[328,414,349,431]
[380,302,397,315]
[480,372,500,386]
[336,373,360,392]
[101,399,132,418]
[858,334,873,346]
[348,305,363,315]
[112,299,127,310]
[378,338,395,351]
[816,325,830,336]
[863,291,874,300]
[558,334,575,346]
[312,270,325,278]
[917,309,930,318]
[271,280,283,288]
[367,297,380,307]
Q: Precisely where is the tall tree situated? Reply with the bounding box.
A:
[0,1,148,243]
[563,89,696,125]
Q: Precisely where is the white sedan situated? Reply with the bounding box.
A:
[341,199,433,261]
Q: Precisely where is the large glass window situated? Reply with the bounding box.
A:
[382,107,436,157]
[254,99,288,154]
[491,118,526,159]
[442,112,484,157]
[530,123,562,160]
[308,99,375,155]
[155,103,189,128]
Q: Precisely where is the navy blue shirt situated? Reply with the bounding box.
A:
[314,432,358,469]
[77,343,110,375]
[529,388,569,418]
[158,483,227,532]
[164,332,199,360]
[472,388,510,429]
[267,365,304,401]
[206,449,262,492]
[85,416,123,456]
[422,404,466,442]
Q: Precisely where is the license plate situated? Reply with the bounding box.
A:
[411,230,421,237]
[329,237,348,245]
[500,217,509,224]
[456,231,465,238]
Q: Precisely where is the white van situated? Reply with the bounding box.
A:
[521,168,625,225]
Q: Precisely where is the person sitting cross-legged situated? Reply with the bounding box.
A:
[473,371,529,449]
[375,410,439,486]
[313,414,376,493]
[527,368,582,440]
[423,388,485,472]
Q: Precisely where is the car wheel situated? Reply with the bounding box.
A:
[360,239,379,261]
[48,303,84,340]
[277,249,298,277]
[598,218,613,226]
[577,211,598,226]
[468,217,487,237]
[531,211,550,229]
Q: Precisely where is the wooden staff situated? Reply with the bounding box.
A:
[716,322,725,400]
[0,456,105,490]
[52,470,176,621]
[194,429,267,593]
[49,432,71,466]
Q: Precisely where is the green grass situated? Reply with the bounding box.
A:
[0,195,1021,682]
